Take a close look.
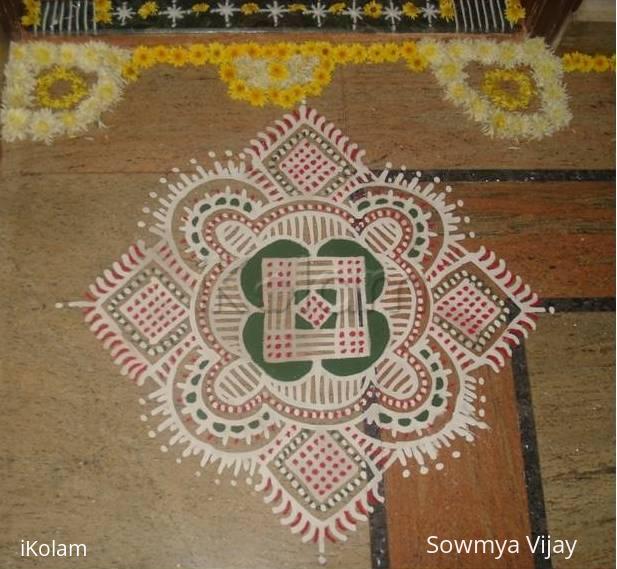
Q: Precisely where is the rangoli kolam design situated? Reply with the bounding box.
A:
[71,106,543,562]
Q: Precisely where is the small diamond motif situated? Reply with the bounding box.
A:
[119,276,188,345]
[286,432,360,503]
[435,277,501,340]
[297,292,333,328]
[278,138,343,195]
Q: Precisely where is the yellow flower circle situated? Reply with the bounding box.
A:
[482,68,535,112]
[36,66,89,110]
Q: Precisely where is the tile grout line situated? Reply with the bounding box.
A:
[371,297,615,569]
[372,169,616,183]
[512,341,553,569]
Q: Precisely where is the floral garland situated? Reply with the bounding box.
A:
[1,42,129,143]
[562,52,615,73]
[2,40,614,144]
[20,0,522,32]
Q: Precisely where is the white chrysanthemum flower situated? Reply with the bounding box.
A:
[417,40,445,65]
[1,106,30,142]
[59,111,89,137]
[58,44,79,66]
[9,43,28,62]
[80,42,105,73]
[5,62,33,86]
[522,38,548,58]
[104,46,131,67]
[29,109,62,144]
[94,78,121,104]
[31,43,57,67]
[434,60,467,86]
[74,97,104,126]
[3,84,34,108]
[474,40,500,65]
[446,40,473,63]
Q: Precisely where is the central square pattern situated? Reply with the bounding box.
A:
[262,256,370,363]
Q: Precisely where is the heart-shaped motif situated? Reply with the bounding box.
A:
[420,38,572,140]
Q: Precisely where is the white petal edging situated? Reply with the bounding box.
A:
[423,38,572,140]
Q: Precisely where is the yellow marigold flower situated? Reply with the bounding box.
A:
[383,43,401,63]
[273,43,292,59]
[138,1,159,19]
[328,2,346,14]
[191,2,210,13]
[439,0,454,21]
[609,55,616,72]
[301,42,319,57]
[152,45,169,62]
[333,44,353,64]
[240,2,259,14]
[561,53,577,73]
[407,54,428,72]
[268,89,283,105]
[245,43,263,58]
[289,84,305,101]
[94,0,113,23]
[133,46,156,68]
[219,63,236,82]
[313,67,332,86]
[247,88,267,107]
[316,43,334,58]
[367,44,386,63]
[277,89,296,108]
[363,1,383,18]
[21,0,41,26]
[399,41,418,59]
[229,79,249,100]
[188,43,209,65]
[579,54,594,72]
[122,63,140,81]
[168,47,189,67]
[349,43,367,64]
[592,54,610,73]
[505,0,525,24]
[402,2,419,19]
[225,44,244,59]
[207,43,225,63]
[288,3,307,13]
[267,62,289,81]
[261,45,276,58]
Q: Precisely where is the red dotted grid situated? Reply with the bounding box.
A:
[278,139,341,194]
[122,279,185,341]
[435,280,499,338]
[297,292,333,327]
[288,433,358,498]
